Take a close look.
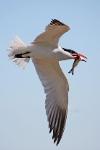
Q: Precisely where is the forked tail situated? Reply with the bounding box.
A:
[8,36,30,68]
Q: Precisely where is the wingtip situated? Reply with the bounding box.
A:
[50,19,70,31]
[50,19,65,26]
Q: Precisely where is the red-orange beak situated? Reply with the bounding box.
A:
[78,53,87,62]
[72,53,87,62]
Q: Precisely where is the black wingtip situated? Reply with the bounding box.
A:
[50,19,65,26]
[49,109,67,145]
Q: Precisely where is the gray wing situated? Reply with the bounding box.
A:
[32,19,70,46]
[32,58,69,145]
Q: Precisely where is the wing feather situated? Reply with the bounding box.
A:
[32,58,69,145]
[32,19,70,46]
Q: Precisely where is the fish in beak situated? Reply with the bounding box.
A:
[68,53,87,75]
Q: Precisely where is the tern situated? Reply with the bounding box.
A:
[8,19,87,145]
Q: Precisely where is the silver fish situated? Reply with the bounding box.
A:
[68,59,80,75]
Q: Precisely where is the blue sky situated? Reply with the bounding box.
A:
[0,0,100,149]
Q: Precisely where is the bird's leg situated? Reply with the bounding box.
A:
[14,52,30,58]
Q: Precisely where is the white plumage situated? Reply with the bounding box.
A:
[33,58,69,144]
[8,36,30,68]
[8,19,87,145]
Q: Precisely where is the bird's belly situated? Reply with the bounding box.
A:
[28,44,54,59]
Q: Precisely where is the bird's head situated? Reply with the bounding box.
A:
[63,48,87,62]
[63,48,87,75]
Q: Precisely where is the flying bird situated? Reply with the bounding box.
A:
[8,19,87,145]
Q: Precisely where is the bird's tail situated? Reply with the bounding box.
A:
[8,36,30,69]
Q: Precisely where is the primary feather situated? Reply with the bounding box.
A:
[33,58,69,145]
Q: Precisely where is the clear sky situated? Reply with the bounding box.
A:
[0,0,100,149]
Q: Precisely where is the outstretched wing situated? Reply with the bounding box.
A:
[32,58,69,145]
[32,19,70,46]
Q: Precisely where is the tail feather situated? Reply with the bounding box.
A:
[8,36,30,69]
